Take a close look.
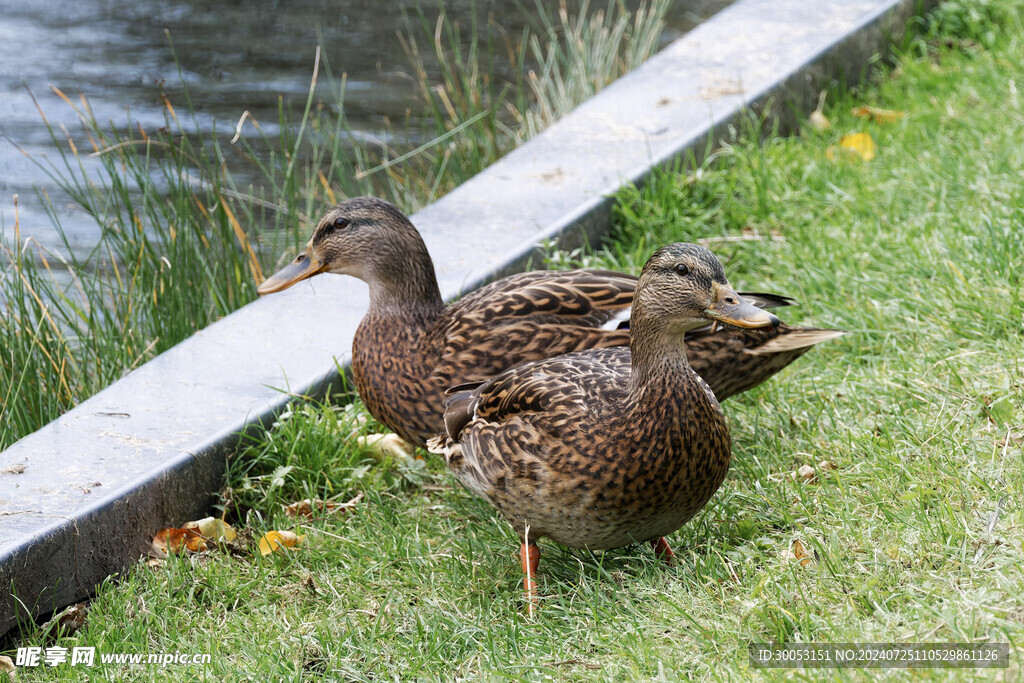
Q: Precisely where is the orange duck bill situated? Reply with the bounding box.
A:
[704,283,781,331]
[257,246,328,295]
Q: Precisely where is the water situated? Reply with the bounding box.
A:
[0,0,730,253]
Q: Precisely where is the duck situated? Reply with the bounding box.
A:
[427,243,779,611]
[257,196,842,446]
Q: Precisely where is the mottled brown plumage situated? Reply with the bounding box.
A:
[428,243,780,608]
[257,196,841,446]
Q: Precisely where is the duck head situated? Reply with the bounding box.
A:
[633,243,780,339]
[257,197,437,301]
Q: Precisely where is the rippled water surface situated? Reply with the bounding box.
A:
[0,0,731,251]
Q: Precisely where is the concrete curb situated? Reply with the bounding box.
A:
[0,0,930,636]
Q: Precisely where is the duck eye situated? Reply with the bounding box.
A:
[334,218,350,229]
[674,263,690,276]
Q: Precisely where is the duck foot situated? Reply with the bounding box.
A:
[650,537,675,566]
[520,542,541,617]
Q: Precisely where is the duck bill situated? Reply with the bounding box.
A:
[257,248,328,295]
[704,283,781,330]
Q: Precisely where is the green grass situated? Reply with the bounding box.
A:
[7,0,1024,680]
[0,0,668,451]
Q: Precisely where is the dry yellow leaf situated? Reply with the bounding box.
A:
[827,132,877,162]
[186,517,237,543]
[258,530,305,556]
[791,539,813,568]
[851,105,905,123]
[839,132,876,161]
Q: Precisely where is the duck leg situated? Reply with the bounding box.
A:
[520,542,541,617]
[650,537,675,566]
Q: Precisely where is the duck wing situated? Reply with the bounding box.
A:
[428,348,631,497]
[449,268,637,329]
[439,347,632,442]
[430,270,635,386]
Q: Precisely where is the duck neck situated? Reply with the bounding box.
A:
[627,311,699,400]
[364,240,445,322]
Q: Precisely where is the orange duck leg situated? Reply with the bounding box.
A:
[520,542,541,617]
[650,537,675,566]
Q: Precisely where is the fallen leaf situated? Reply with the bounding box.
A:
[283,493,363,520]
[57,603,88,632]
[357,433,416,462]
[832,132,876,161]
[152,526,205,555]
[818,459,837,471]
[186,517,237,543]
[41,603,88,637]
[796,464,817,484]
[790,539,813,567]
[0,464,26,475]
[0,654,14,678]
[258,530,305,556]
[285,499,330,519]
[851,105,905,123]
[151,517,237,555]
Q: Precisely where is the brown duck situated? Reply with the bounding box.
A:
[257,197,842,446]
[428,243,778,610]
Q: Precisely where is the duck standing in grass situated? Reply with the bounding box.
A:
[258,197,840,446]
[428,243,779,611]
